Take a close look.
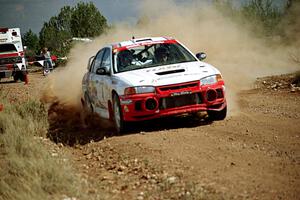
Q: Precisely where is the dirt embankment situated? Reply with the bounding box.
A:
[1,71,299,199]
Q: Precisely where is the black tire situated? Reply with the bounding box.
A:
[82,93,94,114]
[81,93,94,127]
[13,72,20,82]
[207,106,227,121]
[20,73,25,82]
[112,94,126,134]
[13,71,25,82]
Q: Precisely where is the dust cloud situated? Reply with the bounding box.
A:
[43,0,299,116]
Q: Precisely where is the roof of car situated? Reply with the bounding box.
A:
[111,37,176,52]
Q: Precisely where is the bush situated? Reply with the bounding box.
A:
[214,0,284,37]
[0,93,81,200]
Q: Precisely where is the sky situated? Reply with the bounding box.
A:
[0,0,286,35]
[0,0,142,34]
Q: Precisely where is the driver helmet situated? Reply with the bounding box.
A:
[118,49,133,68]
[154,46,169,62]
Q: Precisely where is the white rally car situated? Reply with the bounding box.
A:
[82,37,227,133]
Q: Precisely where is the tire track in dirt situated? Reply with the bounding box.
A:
[2,71,299,199]
[44,74,300,199]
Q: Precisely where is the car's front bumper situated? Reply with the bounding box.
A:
[120,80,226,122]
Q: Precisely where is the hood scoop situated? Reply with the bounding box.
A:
[156,69,185,75]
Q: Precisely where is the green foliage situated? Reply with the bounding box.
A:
[213,0,284,37]
[39,15,72,57]
[23,29,39,57]
[0,93,81,200]
[71,2,108,37]
[39,2,108,59]
[278,0,300,45]
[241,0,282,35]
[56,6,74,33]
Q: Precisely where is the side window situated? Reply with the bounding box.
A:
[92,49,105,73]
[101,48,111,68]
[88,56,95,72]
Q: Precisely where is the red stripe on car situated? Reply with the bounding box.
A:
[0,53,19,58]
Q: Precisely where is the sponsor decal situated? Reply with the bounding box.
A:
[146,65,180,73]
[171,91,192,96]
[121,99,133,105]
[124,105,129,112]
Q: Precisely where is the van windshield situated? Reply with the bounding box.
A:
[0,44,17,53]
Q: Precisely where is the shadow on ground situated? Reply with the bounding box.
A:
[47,101,114,146]
[47,101,213,146]
[0,80,19,84]
[126,115,212,133]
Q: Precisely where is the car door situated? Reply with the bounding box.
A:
[82,55,95,97]
[91,47,113,119]
[99,48,113,110]
[89,49,105,111]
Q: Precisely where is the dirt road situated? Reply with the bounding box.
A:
[1,71,299,199]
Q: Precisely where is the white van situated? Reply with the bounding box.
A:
[0,27,27,82]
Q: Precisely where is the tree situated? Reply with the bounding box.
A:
[241,0,282,35]
[39,16,71,56]
[279,0,300,63]
[57,6,74,33]
[39,2,108,58]
[213,0,283,36]
[23,29,39,57]
[39,7,74,57]
[70,2,108,37]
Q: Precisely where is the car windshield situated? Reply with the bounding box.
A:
[114,42,197,73]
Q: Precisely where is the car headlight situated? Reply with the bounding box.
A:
[200,74,223,86]
[124,86,155,95]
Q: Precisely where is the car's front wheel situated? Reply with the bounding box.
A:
[112,94,126,134]
[207,106,227,121]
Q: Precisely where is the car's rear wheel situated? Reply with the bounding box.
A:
[112,94,126,134]
[81,93,94,127]
[83,93,94,113]
[207,106,227,121]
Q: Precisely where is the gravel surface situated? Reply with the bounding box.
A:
[1,71,299,199]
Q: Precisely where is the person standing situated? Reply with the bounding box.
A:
[42,47,53,75]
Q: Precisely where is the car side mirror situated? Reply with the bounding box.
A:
[196,52,207,61]
[96,67,109,75]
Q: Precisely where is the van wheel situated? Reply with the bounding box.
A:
[20,73,25,82]
[13,73,19,82]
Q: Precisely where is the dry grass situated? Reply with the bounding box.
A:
[0,93,82,200]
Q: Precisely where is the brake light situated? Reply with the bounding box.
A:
[12,31,17,36]
[0,28,8,33]
[19,51,24,57]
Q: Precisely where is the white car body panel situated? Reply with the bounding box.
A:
[113,61,219,91]
[82,37,226,123]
